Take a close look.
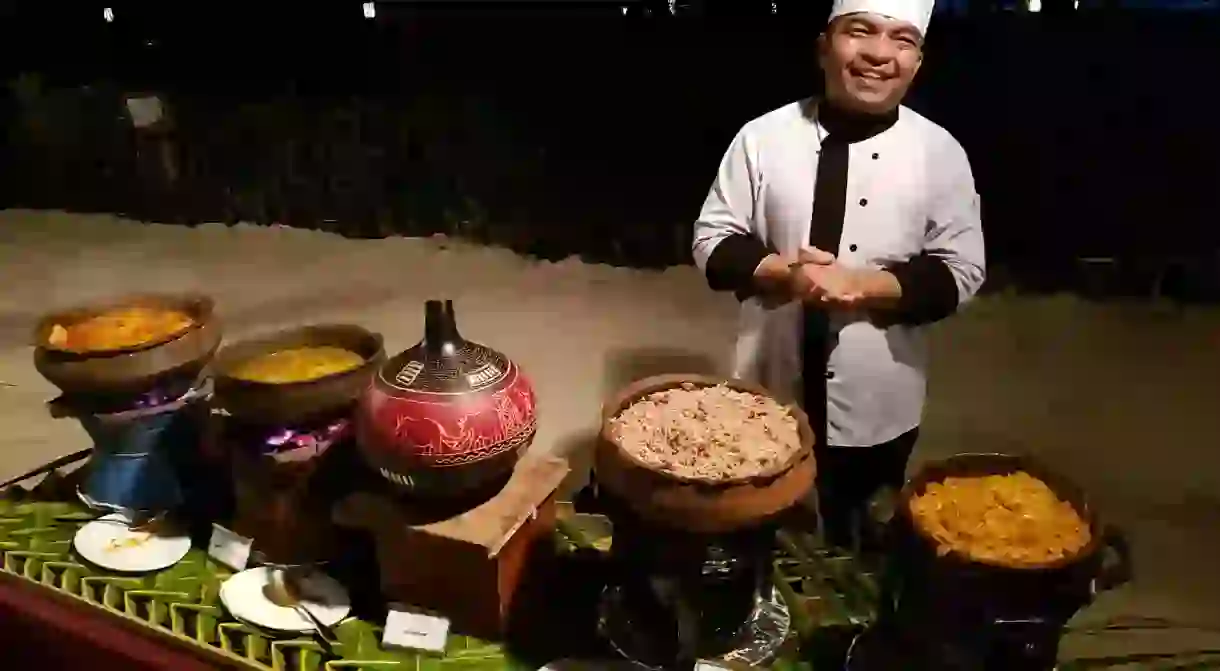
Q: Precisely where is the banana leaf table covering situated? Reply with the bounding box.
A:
[0,472,1189,670]
[0,466,879,671]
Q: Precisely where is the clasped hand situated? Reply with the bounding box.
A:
[790,247,867,308]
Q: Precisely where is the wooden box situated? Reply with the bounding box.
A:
[333,454,569,639]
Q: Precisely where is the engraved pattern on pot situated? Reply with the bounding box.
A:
[358,300,538,498]
[394,361,424,388]
[381,374,535,460]
[381,346,509,394]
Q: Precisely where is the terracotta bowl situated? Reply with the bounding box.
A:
[213,324,386,426]
[32,293,221,395]
[880,452,1134,623]
[594,373,816,534]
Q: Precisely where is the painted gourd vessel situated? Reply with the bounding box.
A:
[356,300,537,498]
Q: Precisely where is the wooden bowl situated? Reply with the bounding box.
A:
[32,294,222,395]
[213,324,386,426]
[594,374,816,534]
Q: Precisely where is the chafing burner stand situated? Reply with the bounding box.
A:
[595,491,791,671]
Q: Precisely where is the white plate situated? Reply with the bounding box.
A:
[73,513,191,573]
[219,566,351,633]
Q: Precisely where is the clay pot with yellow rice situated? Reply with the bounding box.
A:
[32,293,221,395]
[213,324,386,426]
[877,453,1133,633]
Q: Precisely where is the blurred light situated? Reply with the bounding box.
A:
[1028,0,1042,11]
[363,2,376,19]
[103,7,114,22]
[622,5,629,14]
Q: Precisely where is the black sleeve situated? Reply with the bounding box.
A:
[879,253,960,326]
[704,233,773,301]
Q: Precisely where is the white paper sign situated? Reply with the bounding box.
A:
[207,524,253,571]
[125,96,164,129]
[382,606,450,653]
[695,662,730,671]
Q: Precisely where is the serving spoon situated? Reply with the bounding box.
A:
[263,566,339,656]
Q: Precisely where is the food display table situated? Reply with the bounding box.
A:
[0,469,879,671]
[0,469,1201,670]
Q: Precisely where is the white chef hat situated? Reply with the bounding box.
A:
[828,0,935,36]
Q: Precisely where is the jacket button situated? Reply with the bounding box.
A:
[859,198,868,207]
[872,152,879,160]
[849,244,858,252]
[825,371,835,380]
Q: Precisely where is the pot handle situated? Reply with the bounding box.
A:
[1091,524,1134,595]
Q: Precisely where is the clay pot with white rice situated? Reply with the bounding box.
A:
[594,374,816,534]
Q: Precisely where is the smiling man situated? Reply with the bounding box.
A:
[692,0,985,551]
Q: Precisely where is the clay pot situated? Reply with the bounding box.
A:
[212,324,386,426]
[594,374,816,534]
[882,453,1134,621]
[356,300,538,498]
[32,293,221,395]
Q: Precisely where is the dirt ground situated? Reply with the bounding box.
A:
[1,209,1218,664]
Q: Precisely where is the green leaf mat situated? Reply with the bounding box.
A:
[0,477,879,671]
[3,475,1198,670]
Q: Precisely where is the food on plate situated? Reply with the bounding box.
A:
[229,346,364,384]
[105,532,152,552]
[101,515,167,552]
[609,382,802,480]
[909,471,1092,568]
[49,307,194,352]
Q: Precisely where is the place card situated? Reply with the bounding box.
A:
[125,96,164,129]
[382,604,450,653]
[207,524,253,571]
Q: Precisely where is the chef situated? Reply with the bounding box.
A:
[691,0,985,551]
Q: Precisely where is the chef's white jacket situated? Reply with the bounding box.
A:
[692,99,986,448]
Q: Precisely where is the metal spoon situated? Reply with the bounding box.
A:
[263,568,339,653]
[58,509,168,530]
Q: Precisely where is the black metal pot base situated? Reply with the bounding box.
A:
[598,585,790,671]
[845,617,1063,671]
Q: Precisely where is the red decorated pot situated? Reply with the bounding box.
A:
[356,300,538,498]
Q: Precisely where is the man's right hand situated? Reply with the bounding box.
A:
[752,253,799,304]
[751,248,836,307]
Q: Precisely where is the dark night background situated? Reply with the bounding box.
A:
[1,1,1218,299]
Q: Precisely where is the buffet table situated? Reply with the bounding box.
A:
[0,467,878,671]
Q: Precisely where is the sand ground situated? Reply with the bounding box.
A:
[1,209,1219,663]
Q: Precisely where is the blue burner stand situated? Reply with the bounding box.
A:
[68,382,213,515]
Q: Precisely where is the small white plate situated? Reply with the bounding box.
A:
[219,566,351,633]
[73,513,191,573]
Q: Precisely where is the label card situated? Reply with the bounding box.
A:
[382,606,450,653]
[695,662,730,671]
[207,524,253,571]
[125,96,164,129]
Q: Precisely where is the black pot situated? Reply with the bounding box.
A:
[875,453,1132,630]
